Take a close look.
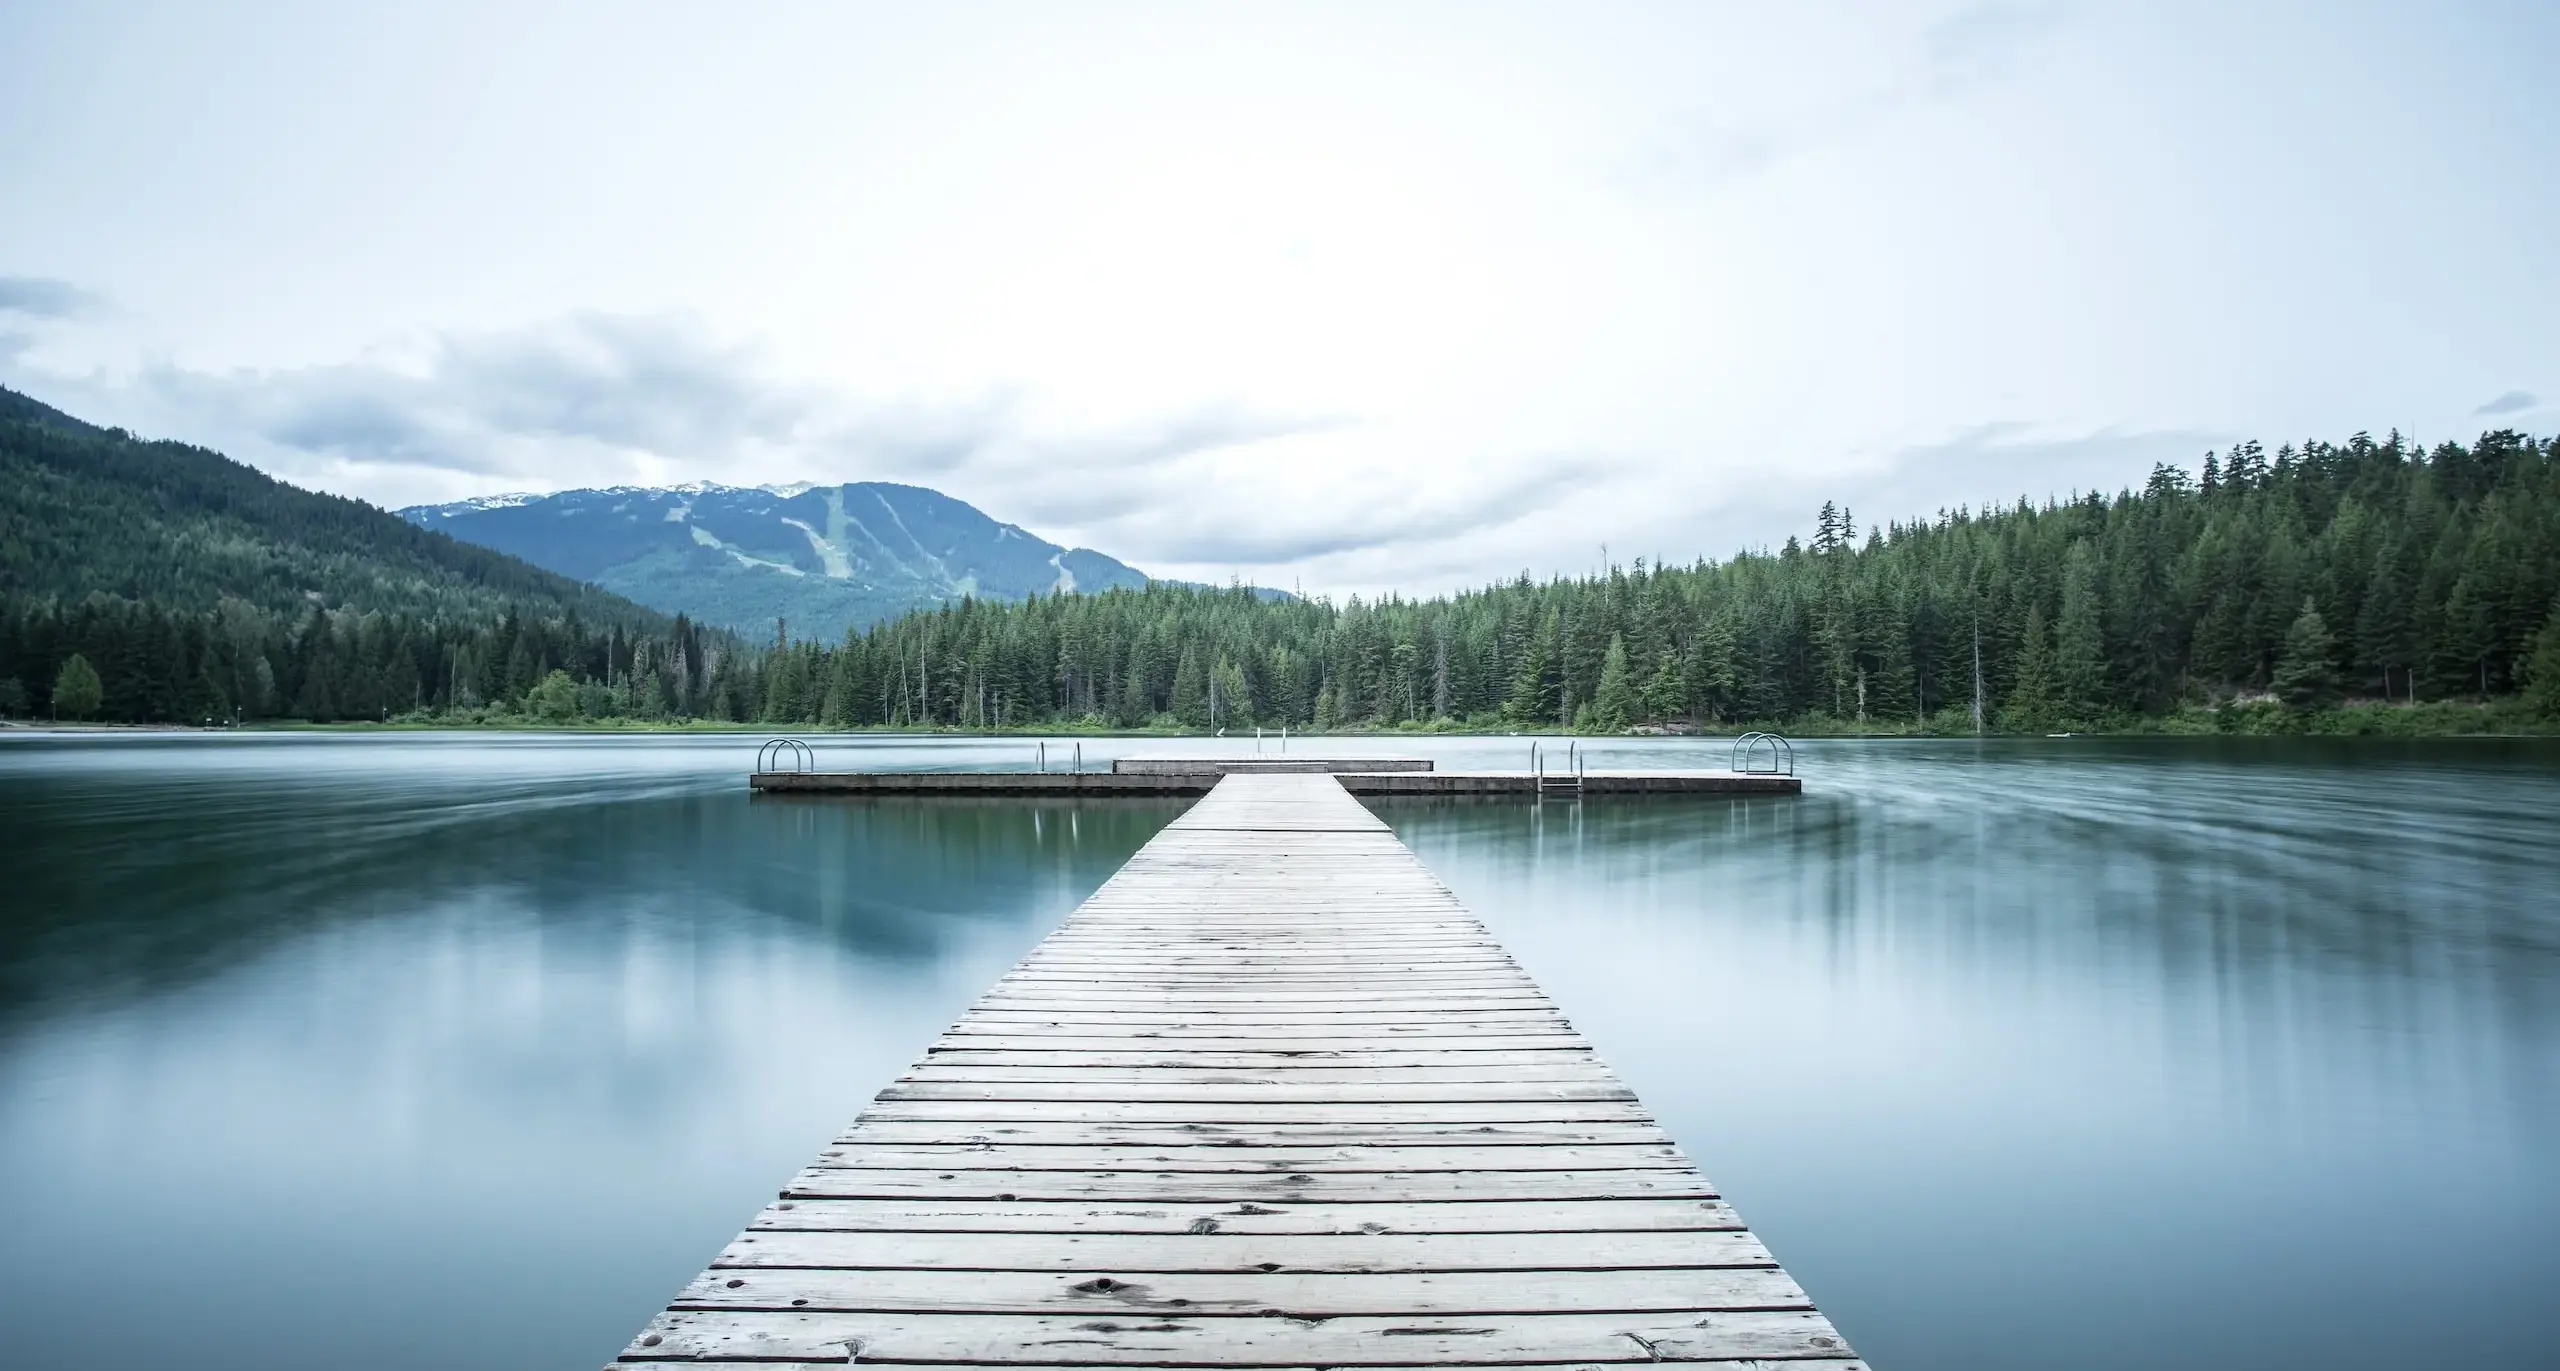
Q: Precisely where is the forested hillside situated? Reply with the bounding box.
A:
[0,387,754,723]
[755,429,2560,732]
[6,396,2556,732]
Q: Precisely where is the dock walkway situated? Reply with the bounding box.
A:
[616,773,1859,1368]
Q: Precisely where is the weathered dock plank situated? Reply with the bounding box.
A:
[742,1196,1750,1236]
[776,1167,1717,1203]
[613,774,1854,1369]
[666,1265,1812,1314]
[808,1141,1687,1169]
[718,1227,1776,1270]
[625,1309,1855,1363]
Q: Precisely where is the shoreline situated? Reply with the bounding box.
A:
[7,708,2556,742]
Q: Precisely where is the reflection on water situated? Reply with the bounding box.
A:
[1381,738,2560,1371]
[0,733,2555,1371]
[0,734,1179,1371]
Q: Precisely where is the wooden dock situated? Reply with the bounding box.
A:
[750,758,1800,797]
[616,773,1858,1369]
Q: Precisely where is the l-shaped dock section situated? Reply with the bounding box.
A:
[617,772,1856,1368]
[750,753,1802,796]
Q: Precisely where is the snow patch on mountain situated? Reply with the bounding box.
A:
[446,491,542,511]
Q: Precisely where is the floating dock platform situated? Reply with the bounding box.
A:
[750,754,1802,797]
[618,773,1856,1368]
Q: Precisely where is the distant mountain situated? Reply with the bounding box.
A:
[0,385,664,627]
[399,480,1155,640]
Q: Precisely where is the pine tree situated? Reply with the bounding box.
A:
[2435,577,2495,698]
[1642,649,1686,722]
[1690,613,1739,721]
[820,651,856,727]
[2054,545,2109,719]
[2355,537,2417,699]
[1812,502,1842,556]
[2523,599,2560,721]
[2005,604,2057,729]
[1116,667,1150,726]
[1312,680,1344,732]
[294,628,339,721]
[1169,648,1206,727]
[2271,598,2340,708]
[1213,657,1253,729]
[1431,616,1451,718]
[1593,634,1638,731]
[1502,610,1556,727]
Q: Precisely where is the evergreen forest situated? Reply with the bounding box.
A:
[4,378,2558,733]
[0,387,752,723]
[751,428,2560,734]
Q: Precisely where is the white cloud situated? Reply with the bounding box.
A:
[3,0,2554,595]
[0,276,105,319]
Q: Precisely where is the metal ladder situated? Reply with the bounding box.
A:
[755,738,815,774]
[1731,731,1795,776]
[1530,740,1584,796]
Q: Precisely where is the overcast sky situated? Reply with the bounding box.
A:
[3,1,2553,594]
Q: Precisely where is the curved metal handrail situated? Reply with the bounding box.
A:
[1732,731,1794,776]
[756,738,816,774]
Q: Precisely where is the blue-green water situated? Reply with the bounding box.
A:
[0,733,2553,1369]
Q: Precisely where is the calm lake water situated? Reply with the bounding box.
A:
[1,732,2554,1369]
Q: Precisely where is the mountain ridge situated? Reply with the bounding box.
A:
[400,479,1154,640]
[0,384,668,628]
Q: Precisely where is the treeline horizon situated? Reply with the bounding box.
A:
[6,427,2559,732]
[0,597,754,724]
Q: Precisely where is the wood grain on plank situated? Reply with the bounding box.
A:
[742,1197,1749,1235]
[666,1265,1810,1315]
[805,1144,1688,1172]
[617,1308,1858,1363]
[717,1227,1774,1270]
[780,1167,1714,1203]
